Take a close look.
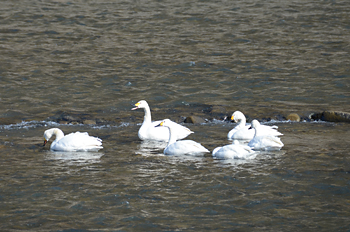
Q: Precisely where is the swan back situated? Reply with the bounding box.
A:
[43,128,103,151]
[213,140,255,159]
[164,140,209,156]
[51,131,103,151]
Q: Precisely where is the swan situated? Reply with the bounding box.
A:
[132,100,193,141]
[156,119,209,156]
[227,111,282,140]
[43,128,103,151]
[212,140,256,160]
[248,120,284,151]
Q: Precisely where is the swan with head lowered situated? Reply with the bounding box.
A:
[43,128,103,151]
[156,119,209,156]
[248,120,284,151]
[227,111,282,141]
[132,100,193,141]
[212,140,256,160]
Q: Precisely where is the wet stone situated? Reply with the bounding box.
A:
[184,116,206,124]
[83,120,96,125]
[286,113,301,122]
[310,111,350,123]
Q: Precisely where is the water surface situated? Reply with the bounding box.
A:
[0,0,349,231]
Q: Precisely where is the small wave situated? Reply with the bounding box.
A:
[0,120,61,130]
[0,120,134,131]
[0,118,332,131]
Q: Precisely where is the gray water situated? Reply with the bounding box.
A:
[0,0,349,231]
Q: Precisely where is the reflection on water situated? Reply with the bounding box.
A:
[44,151,104,166]
[213,150,286,167]
[135,140,167,156]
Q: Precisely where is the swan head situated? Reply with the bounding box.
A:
[43,129,54,146]
[231,111,245,123]
[131,100,149,110]
[250,119,260,129]
[155,119,172,128]
[43,128,64,146]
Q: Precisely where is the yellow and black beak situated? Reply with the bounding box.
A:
[231,115,234,121]
[131,102,140,110]
[156,121,164,127]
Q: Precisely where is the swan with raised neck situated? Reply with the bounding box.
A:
[132,100,193,141]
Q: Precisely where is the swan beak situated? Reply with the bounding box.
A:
[43,139,47,146]
[231,115,234,121]
[131,102,140,110]
[155,121,164,127]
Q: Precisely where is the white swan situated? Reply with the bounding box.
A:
[248,120,284,151]
[132,100,193,141]
[212,140,256,160]
[227,111,282,140]
[43,128,103,151]
[156,119,209,156]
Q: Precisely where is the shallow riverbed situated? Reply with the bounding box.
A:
[0,0,349,231]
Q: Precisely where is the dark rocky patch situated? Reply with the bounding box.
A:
[310,111,350,123]
[184,116,206,124]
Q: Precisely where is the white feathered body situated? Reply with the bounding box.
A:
[157,119,209,156]
[164,140,209,156]
[44,128,103,152]
[212,141,256,159]
[229,124,281,141]
[248,120,284,151]
[248,135,284,151]
[138,119,192,141]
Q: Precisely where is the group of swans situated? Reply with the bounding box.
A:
[42,100,284,159]
[213,113,284,159]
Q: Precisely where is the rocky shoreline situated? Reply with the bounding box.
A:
[1,106,349,126]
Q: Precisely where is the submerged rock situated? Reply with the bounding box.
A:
[184,116,206,124]
[286,113,300,122]
[310,111,350,123]
[83,119,96,125]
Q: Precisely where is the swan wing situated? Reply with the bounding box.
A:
[165,140,209,156]
[248,135,283,151]
[231,126,255,140]
[51,132,103,151]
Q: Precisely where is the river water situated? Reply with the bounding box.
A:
[0,0,349,231]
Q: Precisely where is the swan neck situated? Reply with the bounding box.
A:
[53,128,65,141]
[237,118,246,128]
[143,106,152,124]
[166,127,177,146]
[253,126,260,137]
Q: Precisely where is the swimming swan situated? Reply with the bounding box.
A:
[132,100,193,141]
[156,119,209,156]
[212,140,256,159]
[248,120,284,151]
[43,128,103,151]
[228,111,282,140]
